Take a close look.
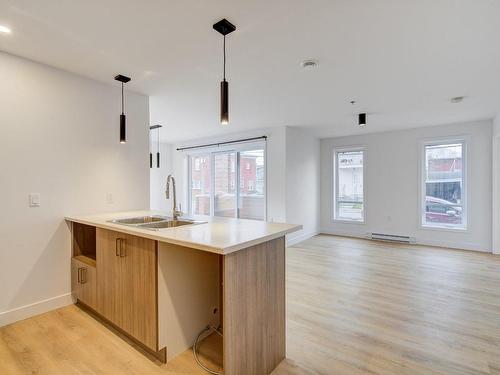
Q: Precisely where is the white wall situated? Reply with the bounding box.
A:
[285,128,320,245]
[493,114,500,254]
[320,120,493,252]
[0,52,150,326]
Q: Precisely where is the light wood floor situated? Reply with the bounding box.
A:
[2,235,500,374]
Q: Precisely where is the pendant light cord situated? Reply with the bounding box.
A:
[121,82,124,115]
[223,35,226,80]
[157,127,160,153]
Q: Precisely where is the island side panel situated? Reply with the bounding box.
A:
[223,236,286,375]
[157,242,221,361]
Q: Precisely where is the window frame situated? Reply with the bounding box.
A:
[186,141,267,221]
[332,145,366,224]
[419,136,468,232]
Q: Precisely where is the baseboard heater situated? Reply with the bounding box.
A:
[367,232,416,244]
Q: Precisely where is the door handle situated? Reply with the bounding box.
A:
[77,267,81,283]
[119,239,126,257]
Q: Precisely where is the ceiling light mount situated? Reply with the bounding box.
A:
[213,19,236,36]
[213,18,236,125]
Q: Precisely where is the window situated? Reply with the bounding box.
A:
[239,150,265,220]
[190,154,211,216]
[194,158,201,171]
[248,180,255,191]
[333,148,364,222]
[214,152,237,218]
[421,140,466,230]
[188,145,266,221]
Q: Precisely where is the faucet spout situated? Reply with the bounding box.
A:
[166,175,182,220]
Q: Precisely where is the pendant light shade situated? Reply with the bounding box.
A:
[115,74,131,143]
[120,114,126,143]
[156,126,161,168]
[220,79,229,125]
[213,19,236,125]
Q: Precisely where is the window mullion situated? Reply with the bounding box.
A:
[210,153,215,217]
[236,151,241,218]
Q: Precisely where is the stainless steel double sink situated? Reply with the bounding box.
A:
[109,215,204,231]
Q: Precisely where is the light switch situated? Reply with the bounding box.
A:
[29,193,40,207]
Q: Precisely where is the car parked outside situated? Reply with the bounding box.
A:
[425,196,462,224]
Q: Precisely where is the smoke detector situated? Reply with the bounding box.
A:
[301,59,319,70]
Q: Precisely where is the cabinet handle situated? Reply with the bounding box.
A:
[81,268,87,284]
[77,267,87,284]
[116,238,121,257]
[119,239,126,257]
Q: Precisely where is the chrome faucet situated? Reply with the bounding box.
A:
[166,174,182,220]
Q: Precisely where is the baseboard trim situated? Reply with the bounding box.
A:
[287,230,319,247]
[415,239,490,253]
[0,293,73,328]
[319,228,491,253]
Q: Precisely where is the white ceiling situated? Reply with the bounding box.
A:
[1,0,499,142]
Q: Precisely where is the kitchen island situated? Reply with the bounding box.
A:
[65,210,301,375]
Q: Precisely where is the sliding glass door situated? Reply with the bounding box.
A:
[189,154,211,216]
[188,145,266,220]
[239,149,265,220]
[214,152,237,218]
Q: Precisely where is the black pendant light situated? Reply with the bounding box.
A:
[156,126,161,168]
[149,125,162,168]
[115,74,131,143]
[213,19,236,125]
[358,113,367,127]
[149,128,153,168]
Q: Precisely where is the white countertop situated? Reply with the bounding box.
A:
[65,210,301,255]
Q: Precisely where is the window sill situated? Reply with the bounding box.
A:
[332,218,365,225]
[420,224,468,233]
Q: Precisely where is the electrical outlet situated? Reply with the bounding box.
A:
[211,306,218,316]
[106,193,114,204]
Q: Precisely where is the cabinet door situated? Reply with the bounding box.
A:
[71,259,83,302]
[121,233,158,351]
[96,228,124,327]
[71,258,97,310]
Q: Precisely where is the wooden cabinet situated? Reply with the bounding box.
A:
[96,229,123,327]
[71,257,97,310]
[121,233,158,351]
[96,228,158,351]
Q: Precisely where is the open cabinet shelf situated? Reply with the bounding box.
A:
[72,222,96,263]
[73,254,96,267]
